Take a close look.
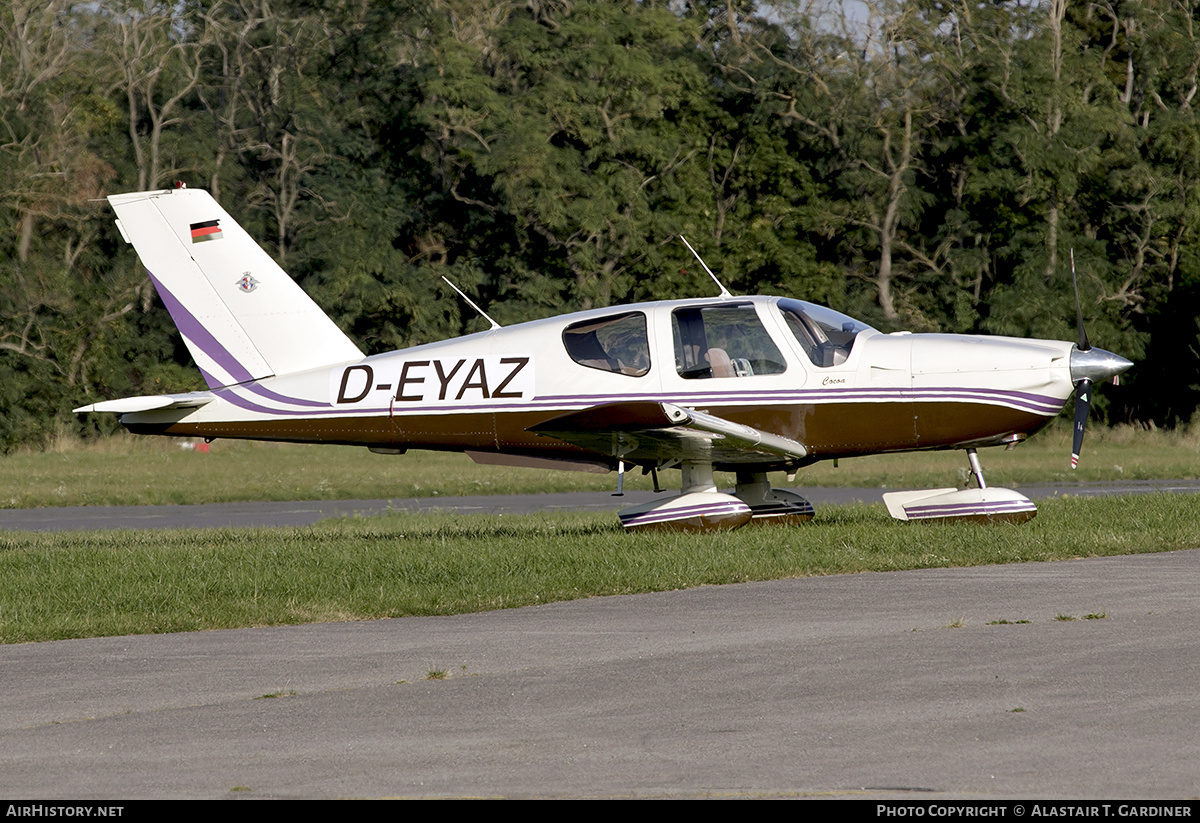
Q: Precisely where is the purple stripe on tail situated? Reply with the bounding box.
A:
[148,271,257,389]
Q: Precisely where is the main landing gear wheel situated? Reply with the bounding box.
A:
[734,471,814,525]
[617,463,813,533]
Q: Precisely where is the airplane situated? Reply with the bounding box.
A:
[75,185,1132,532]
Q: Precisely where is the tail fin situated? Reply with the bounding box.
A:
[108,187,363,388]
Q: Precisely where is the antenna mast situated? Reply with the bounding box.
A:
[679,236,732,298]
[441,276,501,330]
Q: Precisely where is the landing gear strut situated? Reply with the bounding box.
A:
[617,460,751,533]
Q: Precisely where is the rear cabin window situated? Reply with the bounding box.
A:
[671,304,787,379]
[562,312,650,376]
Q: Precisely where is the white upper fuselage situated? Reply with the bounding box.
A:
[118,295,1077,464]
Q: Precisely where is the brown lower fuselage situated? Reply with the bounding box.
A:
[124,398,1051,472]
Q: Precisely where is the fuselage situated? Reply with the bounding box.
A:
[119,295,1077,473]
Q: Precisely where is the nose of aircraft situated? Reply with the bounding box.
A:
[1070,346,1133,384]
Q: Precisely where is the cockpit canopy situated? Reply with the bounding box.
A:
[560,298,875,379]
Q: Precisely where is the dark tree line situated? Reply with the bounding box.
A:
[2,0,1199,452]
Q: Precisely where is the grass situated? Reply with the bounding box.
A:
[0,433,654,508]
[3,421,1199,509]
[0,424,1195,644]
[2,493,1198,644]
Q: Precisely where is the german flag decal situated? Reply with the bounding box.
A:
[190,219,222,243]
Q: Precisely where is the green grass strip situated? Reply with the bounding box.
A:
[2,494,1196,644]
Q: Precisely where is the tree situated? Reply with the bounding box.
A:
[758,0,956,327]
[410,0,713,312]
[104,0,211,190]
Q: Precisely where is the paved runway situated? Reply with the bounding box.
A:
[3,546,1198,798]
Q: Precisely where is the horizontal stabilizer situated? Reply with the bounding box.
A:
[74,392,214,415]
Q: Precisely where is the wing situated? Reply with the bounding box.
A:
[527,401,808,466]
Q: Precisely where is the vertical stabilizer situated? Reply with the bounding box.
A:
[108,188,363,388]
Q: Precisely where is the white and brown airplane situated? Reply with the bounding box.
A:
[76,186,1132,531]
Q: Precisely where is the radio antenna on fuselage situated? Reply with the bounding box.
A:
[679,236,733,298]
[441,276,501,330]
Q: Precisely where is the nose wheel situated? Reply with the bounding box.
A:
[882,449,1036,524]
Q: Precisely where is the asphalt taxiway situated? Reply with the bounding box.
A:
[3,478,1200,531]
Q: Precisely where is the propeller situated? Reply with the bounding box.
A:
[1071,376,1091,470]
[1068,251,1132,469]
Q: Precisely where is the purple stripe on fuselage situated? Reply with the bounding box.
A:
[225,388,1067,419]
[209,386,303,417]
[538,385,1065,407]
[152,271,337,409]
[535,387,1065,415]
[238,382,330,408]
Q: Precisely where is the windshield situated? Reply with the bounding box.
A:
[777,299,873,367]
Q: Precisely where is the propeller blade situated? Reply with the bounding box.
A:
[1071,377,1092,469]
[1071,250,1090,352]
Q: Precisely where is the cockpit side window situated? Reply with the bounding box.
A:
[563,312,650,376]
[778,298,872,367]
[671,304,787,379]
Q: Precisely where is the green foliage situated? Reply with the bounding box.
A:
[3,0,1199,450]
